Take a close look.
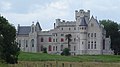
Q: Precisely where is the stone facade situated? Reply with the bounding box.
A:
[16,9,113,55]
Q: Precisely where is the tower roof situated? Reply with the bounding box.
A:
[79,17,87,26]
[36,21,42,31]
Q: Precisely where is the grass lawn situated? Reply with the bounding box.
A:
[18,52,120,62]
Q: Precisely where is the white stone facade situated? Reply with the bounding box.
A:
[16,9,113,55]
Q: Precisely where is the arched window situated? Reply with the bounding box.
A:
[48,45,52,51]
[49,37,52,42]
[41,37,44,42]
[31,39,34,47]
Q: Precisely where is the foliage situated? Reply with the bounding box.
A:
[100,20,120,55]
[0,15,20,64]
[65,34,72,49]
[61,48,70,56]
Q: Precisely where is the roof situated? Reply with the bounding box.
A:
[79,17,87,26]
[36,22,42,30]
[17,26,31,35]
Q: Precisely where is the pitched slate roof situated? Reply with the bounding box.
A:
[17,26,31,35]
[79,17,87,26]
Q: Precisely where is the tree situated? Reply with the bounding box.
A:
[100,20,120,55]
[61,48,70,56]
[65,34,72,49]
[0,15,20,64]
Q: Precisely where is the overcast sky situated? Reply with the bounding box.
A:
[0,0,120,30]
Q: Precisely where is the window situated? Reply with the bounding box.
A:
[56,34,57,36]
[103,39,105,49]
[49,37,52,42]
[61,28,63,30]
[88,44,90,49]
[48,45,52,51]
[61,34,64,36]
[88,33,90,37]
[69,28,71,30]
[94,44,96,49]
[61,38,64,42]
[74,27,76,30]
[53,46,55,51]
[41,37,44,42]
[56,39,57,42]
[53,39,55,42]
[82,27,83,30]
[91,33,93,37]
[18,40,21,47]
[61,45,63,51]
[41,45,43,51]
[91,41,93,49]
[82,41,84,44]
[31,39,34,47]
[56,46,57,51]
[94,33,96,37]
[26,40,28,47]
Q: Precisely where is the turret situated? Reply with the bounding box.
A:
[77,16,88,54]
[75,9,90,24]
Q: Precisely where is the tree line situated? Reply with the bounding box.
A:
[100,20,120,55]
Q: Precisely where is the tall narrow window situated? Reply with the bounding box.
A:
[56,39,57,42]
[56,46,57,51]
[69,28,71,30]
[61,34,64,36]
[74,27,76,30]
[61,45,63,51]
[94,33,96,37]
[91,41,93,49]
[48,45,52,51]
[49,37,52,42]
[19,40,21,47]
[41,45,43,51]
[103,39,105,49]
[53,39,55,42]
[26,40,28,47]
[61,28,63,30]
[88,33,90,37]
[41,37,44,42]
[53,46,55,51]
[31,39,34,47]
[94,41,96,49]
[61,38,64,42]
[91,33,93,37]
